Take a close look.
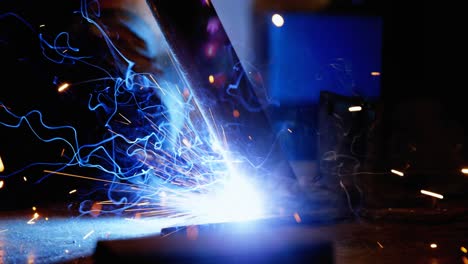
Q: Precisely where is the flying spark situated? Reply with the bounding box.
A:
[0,155,4,172]
[83,230,95,240]
[57,83,70,92]
[430,243,437,249]
[348,106,362,112]
[390,169,404,177]
[420,190,443,199]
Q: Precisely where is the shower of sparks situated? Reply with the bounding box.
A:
[390,169,404,177]
[0,0,282,224]
[83,230,94,240]
[377,241,384,249]
[430,243,437,249]
[420,190,444,199]
[57,82,70,92]
[0,155,4,172]
[461,168,468,174]
[348,106,362,112]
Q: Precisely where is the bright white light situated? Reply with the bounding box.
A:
[461,168,468,174]
[272,14,284,27]
[420,190,443,199]
[184,176,265,223]
[390,169,404,177]
[348,106,362,112]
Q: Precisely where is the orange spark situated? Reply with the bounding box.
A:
[371,71,381,76]
[377,241,384,248]
[208,75,215,84]
[0,155,4,172]
[233,109,240,118]
[461,246,467,253]
[57,83,70,93]
[0,181,4,189]
[293,212,302,223]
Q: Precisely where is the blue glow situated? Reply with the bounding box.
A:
[268,14,383,104]
[0,0,278,224]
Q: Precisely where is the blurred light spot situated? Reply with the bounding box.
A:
[348,106,362,112]
[182,138,192,148]
[463,256,468,264]
[421,190,444,199]
[430,243,437,249]
[287,128,293,133]
[293,212,302,223]
[0,155,4,172]
[45,217,49,221]
[371,71,381,76]
[187,225,199,240]
[207,18,220,34]
[461,246,467,253]
[57,82,70,93]
[272,14,285,27]
[39,24,45,27]
[390,169,404,177]
[377,241,384,248]
[0,181,4,189]
[233,109,240,118]
[65,249,69,254]
[461,168,468,174]
[69,189,77,194]
[248,135,253,140]
[182,88,190,99]
[208,75,215,84]
[90,202,102,217]
[32,206,36,211]
[23,176,27,182]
